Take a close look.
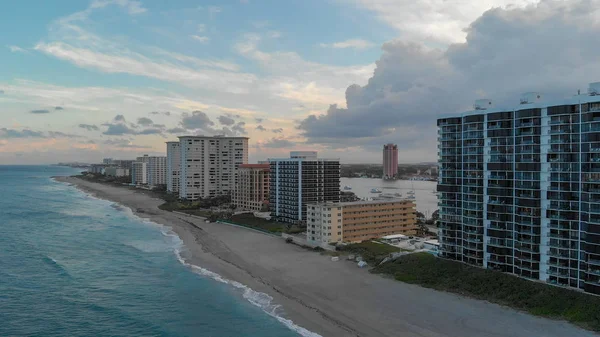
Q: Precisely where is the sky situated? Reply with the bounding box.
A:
[3,0,600,164]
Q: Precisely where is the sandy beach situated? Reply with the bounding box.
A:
[54,176,598,337]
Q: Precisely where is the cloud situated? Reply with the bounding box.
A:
[167,127,187,134]
[272,128,283,133]
[319,39,375,50]
[0,128,81,139]
[255,117,263,123]
[197,24,206,32]
[298,0,600,161]
[103,123,136,135]
[137,128,163,135]
[268,31,282,39]
[34,41,255,94]
[350,0,538,45]
[47,131,82,138]
[54,106,64,110]
[232,122,246,135]
[90,0,147,15]
[114,114,126,122]
[180,110,215,130]
[104,138,151,149]
[0,90,4,94]
[137,117,154,126]
[191,35,210,43]
[8,45,28,53]
[256,125,266,131]
[218,115,236,126]
[150,111,171,116]
[261,138,294,148]
[208,6,221,17]
[0,128,45,138]
[30,109,50,114]
[78,124,99,131]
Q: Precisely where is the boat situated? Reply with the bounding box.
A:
[407,195,416,200]
[370,188,382,193]
[343,185,352,190]
[407,190,415,195]
[394,192,402,197]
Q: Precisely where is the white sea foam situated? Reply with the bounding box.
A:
[60,180,321,336]
[172,245,322,337]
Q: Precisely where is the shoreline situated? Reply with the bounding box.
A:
[53,176,598,337]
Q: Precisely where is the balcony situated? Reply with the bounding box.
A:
[547,269,570,277]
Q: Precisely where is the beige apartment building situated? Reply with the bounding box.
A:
[233,164,270,211]
[306,199,417,246]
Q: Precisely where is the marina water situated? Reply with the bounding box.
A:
[0,166,311,337]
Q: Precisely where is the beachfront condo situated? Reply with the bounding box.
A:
[269,151,340,224]
[233,163,270,212]
[131,162,147,185]
[137,155,167,187]
[437,82,600,295]
[178,136,249,200]
[306,199,417,247]
[166,141,181,194]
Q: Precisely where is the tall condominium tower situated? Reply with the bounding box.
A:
[269,151,340,224]
[166,142,181,193]
[232,163,270,212]
[383,144,398,179]
[179,136,249,200]
[437,83,600,295]
[136,155,167,187]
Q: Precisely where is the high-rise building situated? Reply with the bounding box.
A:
[233,164,270,211]
[306,199,417,247]
[179,136,249,200]
[136,155,167,187]
[269,151,340,224]
[437,82,600,295]
[131,162,147,185]
[383,144,398,179]
[112,160,135,171]
[166,142,181,193]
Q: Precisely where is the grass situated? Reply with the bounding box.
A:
[339,241,403,264]
[372,253,600,331]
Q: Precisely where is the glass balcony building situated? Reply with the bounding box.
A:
[437,83,600,295]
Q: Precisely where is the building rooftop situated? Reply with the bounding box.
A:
[307,198,415,207]
[439,82,600,120]
[239,164,270,169]
[178,135,249,139]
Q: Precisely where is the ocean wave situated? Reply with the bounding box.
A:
[173,246,322,337]
[43,255,72,278]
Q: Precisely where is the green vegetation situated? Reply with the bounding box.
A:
[373,253,600,331]
[226,213,303,234]
[339,241,403,264]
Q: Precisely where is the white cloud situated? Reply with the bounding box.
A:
[190,35,210,43]
[34,42,254,94]
[319,39,375,50]
[268,31,282,39]
[197,24,206,32]
[299,0,600,163]
[348,0,540,44]
[90,0,147,15]
[7,45,28,53]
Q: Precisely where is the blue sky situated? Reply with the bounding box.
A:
[5,0,580,164]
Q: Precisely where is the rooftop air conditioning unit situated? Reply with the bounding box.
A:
[589,82,600,96]
[473,99,492,110]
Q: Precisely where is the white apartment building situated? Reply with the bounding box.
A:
[137,155,167,187]
[179,136,249,200]
[131,162,147,185]
[166,141,181,193]
[105,167,129,177]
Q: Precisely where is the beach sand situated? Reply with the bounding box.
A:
[54,176,598,337]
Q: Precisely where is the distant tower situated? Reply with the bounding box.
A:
[383,144,398,179]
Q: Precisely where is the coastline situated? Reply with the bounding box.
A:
[53,176,598,337]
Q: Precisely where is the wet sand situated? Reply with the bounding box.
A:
[54,176,598,337]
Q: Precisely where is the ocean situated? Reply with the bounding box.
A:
[0,166,312,337]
